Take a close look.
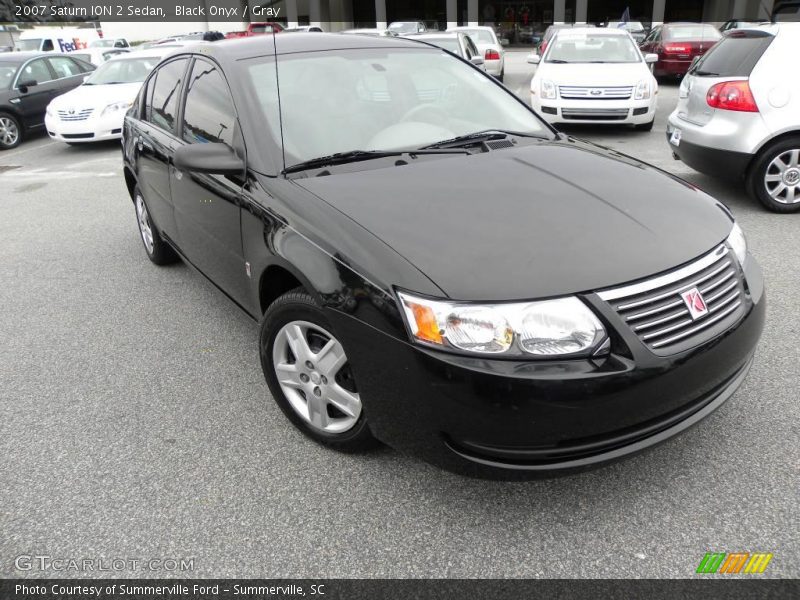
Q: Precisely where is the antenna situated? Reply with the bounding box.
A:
[272,28,287,173]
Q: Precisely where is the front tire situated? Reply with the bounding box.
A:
[747,137,800,213]
[0,112,22,150]
[260,289,378,452]
[134,186,178,264]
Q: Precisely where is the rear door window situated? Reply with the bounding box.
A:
[691,31,774,77]
[47,56,83,79]
[147,58,188,134]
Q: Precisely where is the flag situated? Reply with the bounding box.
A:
[621,7,631,22]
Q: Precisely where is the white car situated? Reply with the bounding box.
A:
[45,49,172,145]
[529,28,659,130]
[447,26,505,80]
[71,47,130,66]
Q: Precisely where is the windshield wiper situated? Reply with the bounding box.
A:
[548,59,570,63]
[694,70,720,76]
[422,129,547,149]
[282,149,467,175]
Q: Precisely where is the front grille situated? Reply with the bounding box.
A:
[559,85,633,99]
[561,108,629,121]
[58,108,94,121]
[598,245,746,355]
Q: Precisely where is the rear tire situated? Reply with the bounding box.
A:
[133,186,178,264]
[746,136,800,213]
[0,112,22,150]
[260,288,379,452]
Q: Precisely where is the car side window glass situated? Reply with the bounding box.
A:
[149,58,187,134]
[19,59,52,85]
[42,39,54,51]
[466,37,479,58]
[47,57,82,79]
[182,60,236,146]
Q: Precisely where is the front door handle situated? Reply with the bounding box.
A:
[137,137,153,152]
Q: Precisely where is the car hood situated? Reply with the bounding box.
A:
[48,82,142,110]
[534,61,650,86]
[294,139,733,301]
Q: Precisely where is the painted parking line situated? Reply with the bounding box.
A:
[0,139,58,161]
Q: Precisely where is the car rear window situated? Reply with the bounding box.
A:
[690,31,774,77]
[665,25,721,40]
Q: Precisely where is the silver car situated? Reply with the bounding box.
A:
[667,23,800,212]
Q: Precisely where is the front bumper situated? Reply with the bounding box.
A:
[329,256,765,478]
[532,95,656,126]
[45,112,124,143]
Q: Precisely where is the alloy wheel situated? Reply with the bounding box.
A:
[272,320,361,434]
[764,149,800,205]
[0,117,19,147]
[135,194,155,254]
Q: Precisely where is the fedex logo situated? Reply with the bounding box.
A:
[57,38,87,52]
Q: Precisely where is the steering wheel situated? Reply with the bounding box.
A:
[399,103,450,125]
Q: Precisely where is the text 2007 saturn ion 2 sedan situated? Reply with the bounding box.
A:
[121,34,764,477]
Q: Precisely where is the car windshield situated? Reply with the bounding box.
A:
[85,57,160,84]
[665,25,721,40]
[245,48,549,168]
[389,22,418,33]
[460,29,495,44]
[547,33,641,63]
[90,40,115,47]
[15,39,41,51]
[0,62,19,89]
[425,38,460,53]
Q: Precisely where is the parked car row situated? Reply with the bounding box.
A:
[525,21,800,212]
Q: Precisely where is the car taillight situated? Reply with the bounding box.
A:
[485,49,501,60]
[662,43,690,54]
[706,80,759,112]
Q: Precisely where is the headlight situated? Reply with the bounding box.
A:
[397,291,606,358]
[46,105,54,117]
[101,101,132,116]
[727,222,747,266]
[634,79,651,100]
[541,79,557,100]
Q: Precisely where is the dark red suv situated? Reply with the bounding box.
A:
[639,22,721,77]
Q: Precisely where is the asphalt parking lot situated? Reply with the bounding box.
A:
[1,49,798,579]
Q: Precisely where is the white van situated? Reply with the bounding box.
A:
[15,29,100,53]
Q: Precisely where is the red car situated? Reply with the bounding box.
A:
[639,22,721,77]
[225,22,284,39]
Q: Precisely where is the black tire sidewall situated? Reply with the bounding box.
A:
[748,137,800,213]
[0,112,23,150]
[259,290,376,450]
[133,186,177,264]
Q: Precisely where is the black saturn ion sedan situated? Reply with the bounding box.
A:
[121,34,765,477]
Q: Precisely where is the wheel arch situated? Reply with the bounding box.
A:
[258,259,322,315]
[748,129,800,172]
[123,166,137,201]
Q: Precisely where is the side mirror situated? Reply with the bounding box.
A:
[17,79,37,93]
[470,55,485,66]
[173,143,244,175]
[645,53,659,64]
[527,53,541,64]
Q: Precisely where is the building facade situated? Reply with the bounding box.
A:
[271,0,775,29]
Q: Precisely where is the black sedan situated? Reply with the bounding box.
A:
[121,34,765,477]
[0,52,94,150]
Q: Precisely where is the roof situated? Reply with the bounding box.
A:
[178,32,419,61]
[0,52,48,63]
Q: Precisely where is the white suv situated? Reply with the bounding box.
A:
[667,23,800,212]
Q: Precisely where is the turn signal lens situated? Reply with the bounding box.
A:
[706,80,758,112]
[397,291,606,358]
[408,302,442,344]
